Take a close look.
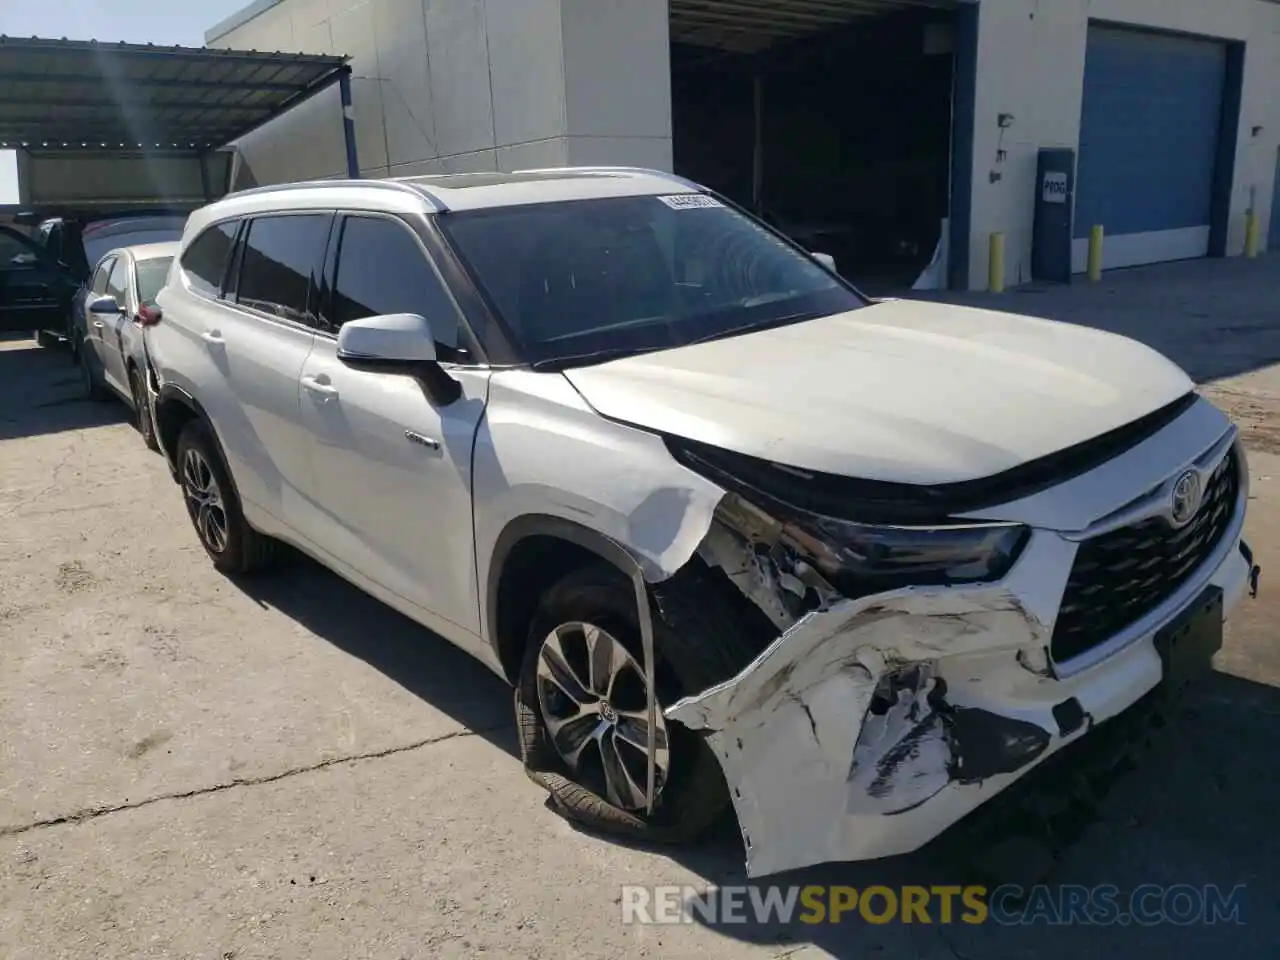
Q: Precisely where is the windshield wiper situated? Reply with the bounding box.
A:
[530,345,668,371]
[687,311,820,347]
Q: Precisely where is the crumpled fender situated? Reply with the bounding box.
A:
[666,585,1054,877]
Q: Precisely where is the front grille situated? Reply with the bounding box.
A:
[1051,449,1240,663]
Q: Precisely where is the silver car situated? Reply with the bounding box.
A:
[80,241,177,451]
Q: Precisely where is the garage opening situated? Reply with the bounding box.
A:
[669,0,966,295]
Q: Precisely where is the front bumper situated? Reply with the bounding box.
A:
[667,521,1254,879]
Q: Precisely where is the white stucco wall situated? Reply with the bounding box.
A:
[970,0,1280,290]
[209,0,672,180]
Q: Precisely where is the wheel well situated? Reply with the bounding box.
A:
[494,535,601,683]
[154,394,198,470]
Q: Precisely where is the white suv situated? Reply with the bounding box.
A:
[148,168,1257,878]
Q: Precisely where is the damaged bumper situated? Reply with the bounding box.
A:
[667,519,1254,879]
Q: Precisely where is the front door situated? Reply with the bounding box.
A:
[0,226,69,334]
[296,213,489,639]
[93,256,133,393]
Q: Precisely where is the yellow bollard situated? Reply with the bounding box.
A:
[1087,225,1104,282]
[1245,211,1261,259]
[988,232,1005,293]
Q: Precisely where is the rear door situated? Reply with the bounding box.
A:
[0,226,69,333]
[211,212,332,528]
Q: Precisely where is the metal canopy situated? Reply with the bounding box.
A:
[669,0,955,53]
[0,36,348,152]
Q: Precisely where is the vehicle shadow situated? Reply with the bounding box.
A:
[904,255,1280,385]
[647,668,1280,960]
[231,548,518,757]
[0,337,126,441]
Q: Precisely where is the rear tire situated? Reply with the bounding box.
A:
[516,562,771,844]
[175,419,276,575]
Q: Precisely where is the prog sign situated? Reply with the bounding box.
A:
[1042,171,1069,204]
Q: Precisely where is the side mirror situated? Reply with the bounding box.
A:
[336,313,461,405]
[811,251,837,272]
[137,304,163,326]
[88,295,123,315]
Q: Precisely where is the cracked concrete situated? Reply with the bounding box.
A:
[4,253,1280,960]
[0,727,493,839]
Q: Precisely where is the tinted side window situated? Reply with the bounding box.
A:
[90,257,116,295]
[181,220,238,298]
[328,215,458,348]
[236,215,331,325]
[105,258,129,303]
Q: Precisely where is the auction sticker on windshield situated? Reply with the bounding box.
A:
[657,194,724,210]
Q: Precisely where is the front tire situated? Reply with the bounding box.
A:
[516,563,766,843]
[175,419,275,575]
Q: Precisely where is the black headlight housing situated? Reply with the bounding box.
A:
[666,434,1031,597]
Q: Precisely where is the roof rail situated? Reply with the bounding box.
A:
[511,166,702,191]
[222,177,447,212]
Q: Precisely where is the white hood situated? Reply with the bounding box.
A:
[562,300,1193,485]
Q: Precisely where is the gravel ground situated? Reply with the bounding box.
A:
[2,258,1279,959]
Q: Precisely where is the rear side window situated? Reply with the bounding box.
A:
[181,221,238,298]
[236,214,331,325]
[327,215,458,348]
[90,257,116,295]
[105,258,129,304]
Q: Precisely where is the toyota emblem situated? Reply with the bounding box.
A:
[1169,470,1203,528]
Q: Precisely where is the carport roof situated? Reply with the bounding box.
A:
[0,36,347,151]
[670,0,956,53]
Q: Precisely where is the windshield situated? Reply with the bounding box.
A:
[439,194,865,367]
[82,216,187,270]
[135,257,174,306]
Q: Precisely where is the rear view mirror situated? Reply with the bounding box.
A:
[88,295,122,315]
[336,313,460,405]
[811,252,837,272]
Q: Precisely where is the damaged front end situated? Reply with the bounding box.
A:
[518,411,1252,879]
[654,428,1253,877]
[666,486,1063,877]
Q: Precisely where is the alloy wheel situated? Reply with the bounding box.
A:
[535,621,671,811]
[181,447,229,554]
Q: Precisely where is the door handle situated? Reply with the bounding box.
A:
[201,330,225,345]
[405,430,440,451]
[301,375,339,401]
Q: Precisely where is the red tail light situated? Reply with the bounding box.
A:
[137,305,162,326]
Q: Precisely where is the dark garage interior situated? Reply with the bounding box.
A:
[670,0,961,294]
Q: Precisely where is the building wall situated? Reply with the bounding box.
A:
[208,0,672,179]
[209,0,1280,290]
[969,0,1280,290]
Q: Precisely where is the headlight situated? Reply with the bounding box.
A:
[783,515,1029,590]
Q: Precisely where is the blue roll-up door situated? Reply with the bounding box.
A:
[1074,25,1226,272]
